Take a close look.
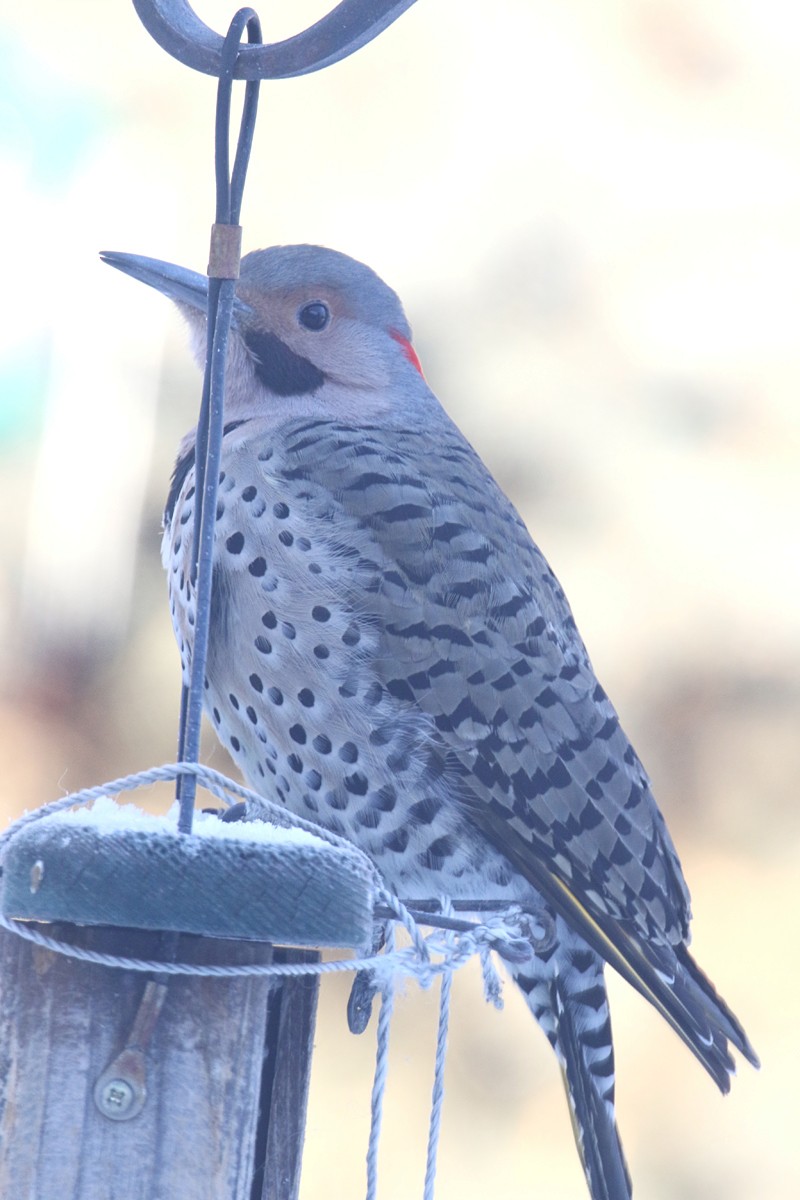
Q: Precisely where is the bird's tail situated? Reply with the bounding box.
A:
[514,939,632,1200]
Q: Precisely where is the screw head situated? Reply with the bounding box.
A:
[95,1077,136,1119]
[94,1049,147,1121]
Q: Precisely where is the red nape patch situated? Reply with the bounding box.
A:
[389,329,425,377]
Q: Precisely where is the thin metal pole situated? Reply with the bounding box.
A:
[176,8,262,832]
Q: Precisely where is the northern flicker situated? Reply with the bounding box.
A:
[102,244,758,1200]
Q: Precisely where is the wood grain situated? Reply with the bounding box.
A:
[0,924,273,1200]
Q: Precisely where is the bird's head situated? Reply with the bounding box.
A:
[100,243,427,423]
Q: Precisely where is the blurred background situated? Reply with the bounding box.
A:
[1,0,798,1195]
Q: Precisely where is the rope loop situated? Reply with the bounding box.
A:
[0,764,527,995]
[0,765,533,1200]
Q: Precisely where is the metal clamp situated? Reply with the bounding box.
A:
[93,979,168,1122]
[132,0,419,79]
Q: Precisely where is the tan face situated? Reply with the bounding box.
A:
[234,282,397,392]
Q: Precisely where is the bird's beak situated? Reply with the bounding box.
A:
[100,251,252,321]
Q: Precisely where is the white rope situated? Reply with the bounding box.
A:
[0,901,521,982]
[424,902,454,1200]
[0,762,531,985]
[365,922,396,1200]
[0,761,377,862]
[0,763,533,1200]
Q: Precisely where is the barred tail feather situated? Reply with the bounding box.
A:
[513,937,631,1200]
[465,811,758,1093]
[676,944,760,1073]
[523,869,759,1092]
[553,977,632,1200]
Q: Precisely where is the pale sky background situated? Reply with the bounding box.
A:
[1,2,798,1196]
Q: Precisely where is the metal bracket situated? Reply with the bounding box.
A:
[132,0,419,79]
[93,979,168,1122]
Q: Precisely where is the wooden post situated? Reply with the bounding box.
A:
[0,808,374,1200]
[256,948,321,1200]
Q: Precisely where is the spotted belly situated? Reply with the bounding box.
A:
[167,439,521,901]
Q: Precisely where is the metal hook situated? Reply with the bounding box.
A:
[132,0,419,79]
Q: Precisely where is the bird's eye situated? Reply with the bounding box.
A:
[298,301,330,331]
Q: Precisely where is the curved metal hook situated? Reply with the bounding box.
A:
[133,0,419,79]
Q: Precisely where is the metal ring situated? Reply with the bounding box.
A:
[133,0,419,79]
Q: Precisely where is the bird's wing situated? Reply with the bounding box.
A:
[268,416,764,1087]
[275,415,693,948]
[169,412,752,1083]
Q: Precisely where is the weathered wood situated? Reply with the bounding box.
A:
[1,816,374,947]
[258,948,321,1200]
[0,924,274,1200]
[0,810,372,1197]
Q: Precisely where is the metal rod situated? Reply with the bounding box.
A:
[132,0,418,80]
[177,9,262,831]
